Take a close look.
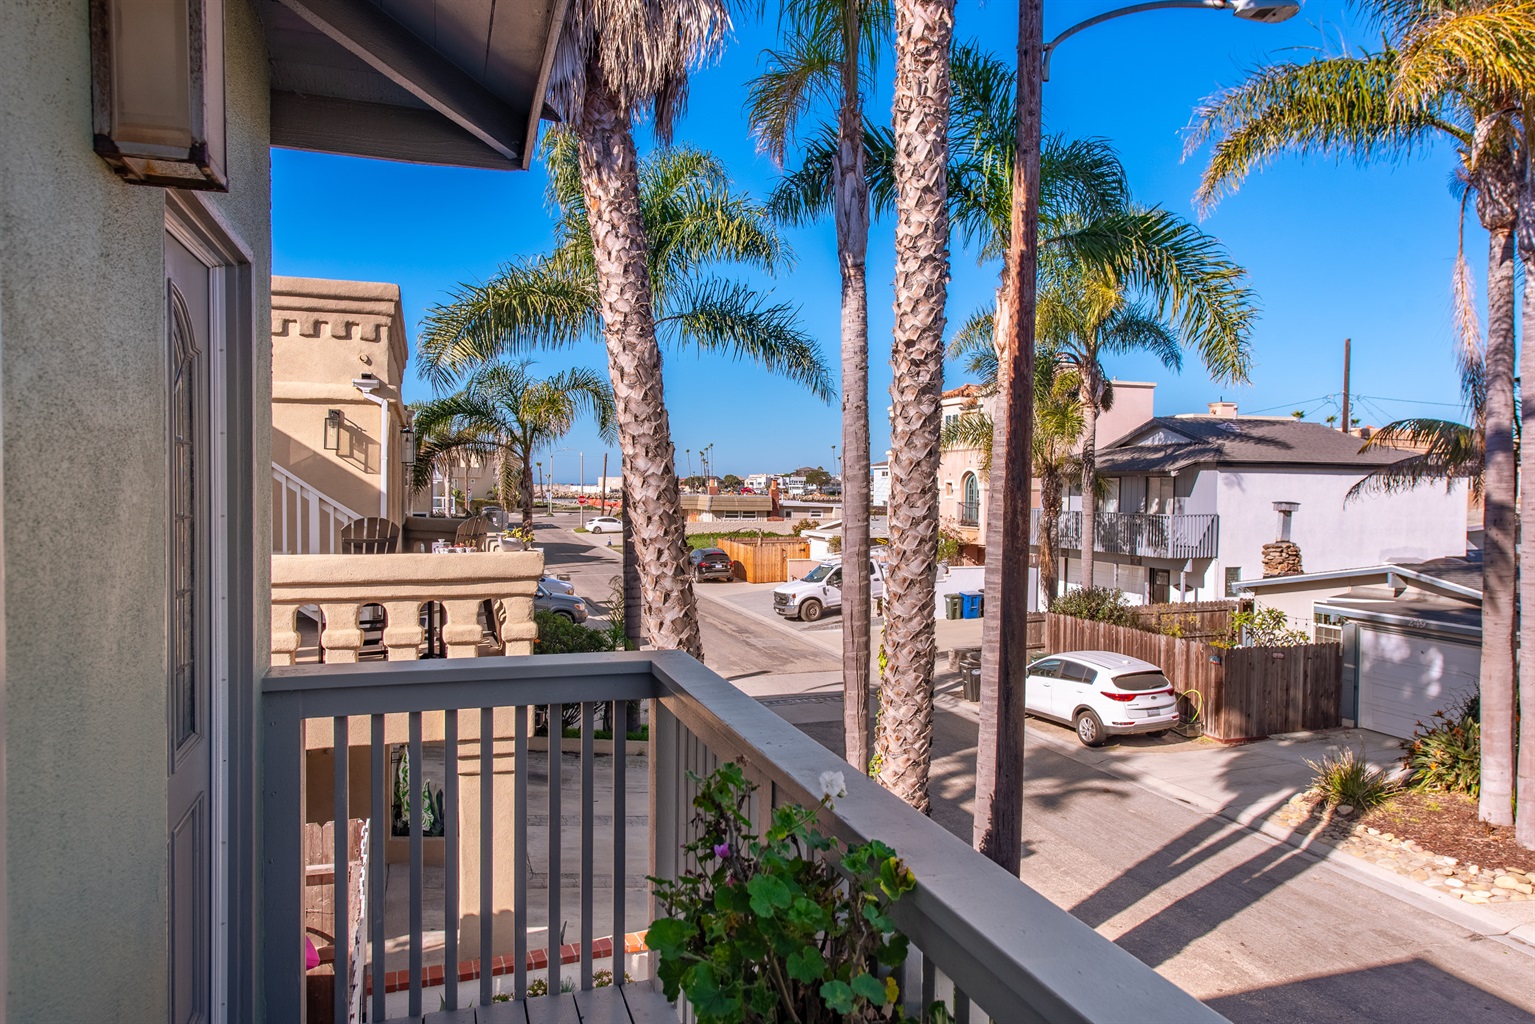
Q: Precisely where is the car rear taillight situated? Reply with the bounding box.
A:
[1100,692,1136,702]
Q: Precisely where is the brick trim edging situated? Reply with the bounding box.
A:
[365,931,650,995]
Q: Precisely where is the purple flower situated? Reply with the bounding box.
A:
[713,842,730,859]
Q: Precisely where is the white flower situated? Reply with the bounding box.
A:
[817,770,847,804]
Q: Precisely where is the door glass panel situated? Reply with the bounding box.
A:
[170,289,199,751]
[1029,659,1062,678]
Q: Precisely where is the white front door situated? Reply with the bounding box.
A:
[1358,627,1479,739]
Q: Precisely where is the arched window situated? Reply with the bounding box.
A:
[960,473,980,525]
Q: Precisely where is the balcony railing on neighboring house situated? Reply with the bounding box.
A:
[1030,510,1219,560]
[270,551,543,664]
[260,652,1226,1023]
[272,463,362,554]
[958,500,980,527]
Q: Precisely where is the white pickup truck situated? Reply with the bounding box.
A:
[772,558,887,622]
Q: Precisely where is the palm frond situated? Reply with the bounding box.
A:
[416,261,601,391]
[658,277,835,400]
[766,120,896,225]
[1348,416,1483,501]
[1101,302,1182,372]
[1392,0,1535,110]
[746,14,844,165]
[1185,52,1458,215]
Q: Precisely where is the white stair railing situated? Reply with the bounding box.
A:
[271,463,364,554]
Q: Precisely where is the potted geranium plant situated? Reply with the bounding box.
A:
[647,763,946,1023]
[500,525,535,551]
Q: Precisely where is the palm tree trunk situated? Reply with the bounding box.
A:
[573,71,703,659]
[1481,223,1518,828]
[519,446,536,529]
[1078,368,1101,594]
[1515,162,1535,849]
[875,0,955,813]
[1040,471,1062,604]
[836,0,874,773]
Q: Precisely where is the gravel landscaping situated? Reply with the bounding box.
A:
[1273,790,1534,907]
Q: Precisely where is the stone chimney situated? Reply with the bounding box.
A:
[1261,501,1303,577]
[1207,400,1238,419]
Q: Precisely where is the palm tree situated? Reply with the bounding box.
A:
[1185,7,1524,829]
[942,318,1085,606]
[870,0,957,812]
[410,362,616,529]
[747,0,892,773]
[418,136,831,658]
[1383,0,1535,844]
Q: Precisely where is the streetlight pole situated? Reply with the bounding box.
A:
[973,0,1297,872]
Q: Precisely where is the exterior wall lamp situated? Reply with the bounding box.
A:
[323,409,343,452]
[400,424,417,466]
[89,0,229,190]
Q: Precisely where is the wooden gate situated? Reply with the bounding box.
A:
[718,536,811,583]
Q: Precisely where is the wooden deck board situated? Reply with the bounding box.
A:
[523,991,581,1024]
[620,985,679,1024]
[571,985,632,1024]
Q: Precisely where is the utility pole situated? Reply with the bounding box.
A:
[1341,338,1351,434]
[600,452,609,515]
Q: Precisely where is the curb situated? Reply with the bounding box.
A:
[1004,710,1535,957]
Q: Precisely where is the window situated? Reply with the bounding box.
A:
[827,569,843,588]
[1314,611,1343,645]
[1029,658,1062,678]
[1224,566,1243,597]
[1147,476,1175,514]
[960,473,980,525]
[1099,478,1120,513]
[1061,661,1098,683]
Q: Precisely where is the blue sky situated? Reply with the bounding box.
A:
[272,0,1482,485]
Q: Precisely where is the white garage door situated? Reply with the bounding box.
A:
[1358,627,1479,739]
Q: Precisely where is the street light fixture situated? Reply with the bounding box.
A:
[1042,0,1300,79]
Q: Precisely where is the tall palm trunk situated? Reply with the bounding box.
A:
[836,0,874,771]
[1516,144,1535,848]
[573,72,703,658]
[519,447,536,528]
[1077,365,1101,593]
[875,0,954,812]
[1480,204,1519,828]
[1040,470,1062,603]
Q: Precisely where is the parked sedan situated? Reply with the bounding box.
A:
[535,584,589,623]
[1025,651,1178,747]
[585,516,623,535]
[689,546,734,582]
[540,574,576,595]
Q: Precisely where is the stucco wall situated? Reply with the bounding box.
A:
[0,1,271,1017]
[1214,468,1467,590]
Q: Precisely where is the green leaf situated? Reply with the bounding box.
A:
[786,945,826,983]
[851,972,889,1005]
[644,918,696,956]
[786,896,827,930]
[685,963,740,1021]
[746,874,792,917]
[820,979,855,1015]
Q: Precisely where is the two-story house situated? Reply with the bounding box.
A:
[1044,404,1469,604]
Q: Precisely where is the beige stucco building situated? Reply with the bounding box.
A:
[0,1,561,1018]
[939,380,1157,560]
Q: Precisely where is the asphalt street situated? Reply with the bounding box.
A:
[537,515,1535,1023]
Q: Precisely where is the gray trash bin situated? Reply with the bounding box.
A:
[963,667,981,701]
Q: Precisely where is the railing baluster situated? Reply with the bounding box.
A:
[444,709,459,1009]
[408,711,424,1016]
[580,702,595,988]
[369,714,386,1024]
[611,700,626,982]
[548,702,563,995]
[954,989,971,1024]
[515,704,529,997]
[332,717,349,1024]
[482,706,496,1007]
[921,955,936,1019]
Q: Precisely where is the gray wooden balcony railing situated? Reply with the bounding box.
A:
[261,651,1226,1024]
[1030,510,1219,560]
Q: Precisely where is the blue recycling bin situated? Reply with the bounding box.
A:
[959,590,984,619]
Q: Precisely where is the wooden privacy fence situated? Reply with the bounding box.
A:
[1044,614,1342,742]
[1131,599,1250,642]
[719,535,810,583]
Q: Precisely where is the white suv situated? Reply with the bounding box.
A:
[1025,651,1178,747]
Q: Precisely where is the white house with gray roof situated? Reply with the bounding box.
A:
[1041,405,1470,606]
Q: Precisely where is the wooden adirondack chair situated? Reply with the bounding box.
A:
[338,517,400,554]
[453,515,490,550]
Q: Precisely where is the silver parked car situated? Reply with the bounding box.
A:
[535,584,588,623]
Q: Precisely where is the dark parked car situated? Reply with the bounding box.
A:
[689,546,734,582]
